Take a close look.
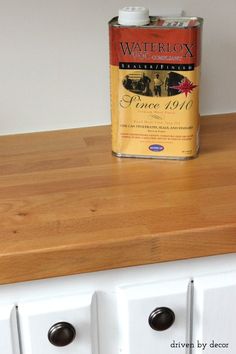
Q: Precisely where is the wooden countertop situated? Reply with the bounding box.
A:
[0,113,236,285]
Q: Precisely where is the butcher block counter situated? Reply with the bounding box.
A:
[0,113,236,285]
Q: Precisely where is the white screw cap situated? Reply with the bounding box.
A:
[118,7,150,26]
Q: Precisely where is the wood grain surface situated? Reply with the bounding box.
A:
[0,113,236,285]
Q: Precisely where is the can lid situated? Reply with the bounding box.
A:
[118,7,150,26]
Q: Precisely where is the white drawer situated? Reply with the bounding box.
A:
[17,292,98,354]
[117,278,191,354]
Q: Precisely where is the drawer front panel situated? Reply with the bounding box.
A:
[18,292,98,354]
[117,278,191,354]
[193,271,236,354]
[0,304,20,354]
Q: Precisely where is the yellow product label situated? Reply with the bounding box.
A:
[111,65,200,159]
[109,16,203,159]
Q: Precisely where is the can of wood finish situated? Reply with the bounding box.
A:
[109,7,203,160]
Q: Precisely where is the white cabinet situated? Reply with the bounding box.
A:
[0,304,20,354]
[117,278,191,354]
[17,292,98,354]
[193,270,236,353]
[0,254,236,354]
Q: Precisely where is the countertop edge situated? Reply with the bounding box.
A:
[1,223,236,285]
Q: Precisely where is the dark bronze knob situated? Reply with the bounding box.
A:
[48,322,76,347]
[148,307,175,331]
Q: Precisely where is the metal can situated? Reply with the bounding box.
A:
[109,7,203,160]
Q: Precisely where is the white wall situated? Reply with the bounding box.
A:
[0,0,235,135]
